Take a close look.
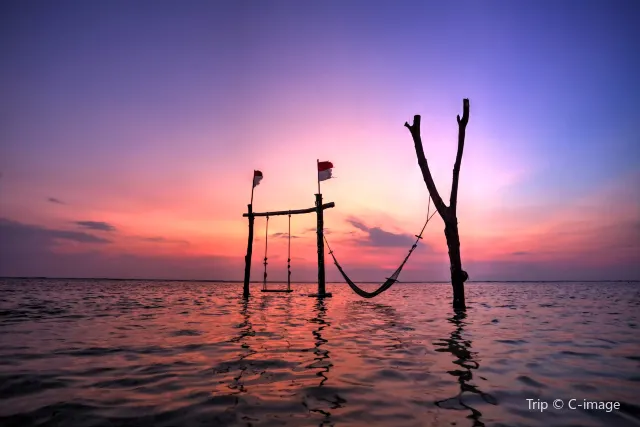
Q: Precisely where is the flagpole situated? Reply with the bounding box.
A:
[317,159,321,195]
[251,171,255,205]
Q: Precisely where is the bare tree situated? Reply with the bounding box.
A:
[405,98,470,310]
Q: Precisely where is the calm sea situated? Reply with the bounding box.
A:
[0,279,638,427]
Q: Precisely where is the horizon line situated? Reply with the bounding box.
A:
[1,276,638,284]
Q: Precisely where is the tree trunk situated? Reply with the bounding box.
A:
[445,219,467,310]
[405,99,470,310]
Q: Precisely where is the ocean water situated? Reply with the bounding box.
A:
[0,279,638,427]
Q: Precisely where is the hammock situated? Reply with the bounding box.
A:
[324,197,437,298]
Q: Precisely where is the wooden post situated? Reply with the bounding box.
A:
[243,204,254,298]
[315,193,327,296]
[242,202,335,217]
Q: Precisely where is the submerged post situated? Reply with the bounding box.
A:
[243,204,254,298]
[315,193,328,296]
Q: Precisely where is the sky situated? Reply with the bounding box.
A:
[1,0,639,281]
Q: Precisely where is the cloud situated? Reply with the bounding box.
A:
[346,218,416,248]
[270,232,300,239]
[348,220,368,233]
[140,236,190,245]
[0,218,111,248]
[0,218,241,280]
[47,197,65,204]
[302,227,332,235]
[512,251,529,256]
[75,221,116,232]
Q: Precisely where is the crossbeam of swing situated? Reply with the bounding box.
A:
[243,202,335,217]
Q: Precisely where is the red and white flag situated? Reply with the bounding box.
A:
[253,170,263,188]
[318,161,333,181]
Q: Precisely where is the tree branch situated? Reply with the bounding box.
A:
[405,115,449,219]
[450,98,469,214]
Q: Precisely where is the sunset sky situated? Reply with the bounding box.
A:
[1,0,638,281]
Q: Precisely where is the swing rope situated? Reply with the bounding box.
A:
[324,197,436,298]
[287,214,291,291]
[262,215,269,291]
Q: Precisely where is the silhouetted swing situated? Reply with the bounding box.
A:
[324,197,436,298]
[261,214,293,293]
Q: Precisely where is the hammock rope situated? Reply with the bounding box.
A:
[324,197,436,298]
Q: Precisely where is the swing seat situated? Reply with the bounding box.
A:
[261,288,293,293]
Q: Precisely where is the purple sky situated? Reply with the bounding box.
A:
[1,0,639,281]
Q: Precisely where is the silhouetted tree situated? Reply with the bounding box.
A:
[405,99,470,310]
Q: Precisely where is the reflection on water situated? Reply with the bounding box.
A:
[0,280,638,427]
[304,298,339,425]
[434,310,497,427]
[310,298,332,387]
[367,301,405,350]
[228,297,255,394]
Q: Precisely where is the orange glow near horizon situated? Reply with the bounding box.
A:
[6,167,635,281]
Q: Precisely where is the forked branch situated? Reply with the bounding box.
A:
[450,99,470,213]
[404,115,449,218]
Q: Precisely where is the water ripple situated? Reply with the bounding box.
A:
[0,279,638,426]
